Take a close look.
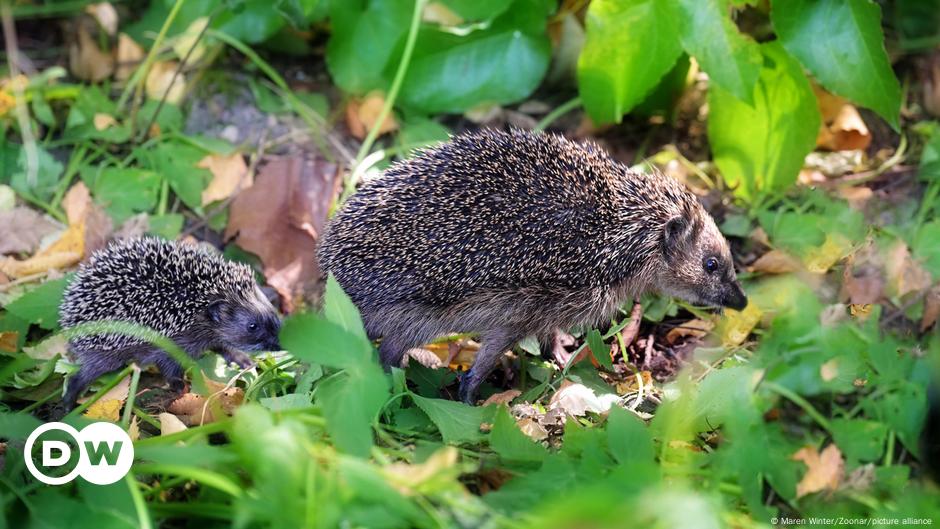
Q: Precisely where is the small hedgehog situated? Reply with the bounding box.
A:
[318,129,747,403]
[60,237,281,407]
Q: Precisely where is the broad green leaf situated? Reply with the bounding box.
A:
[399,0,552,114]
[87,168,161,223]
[411,393,491,444]
[440,0,513,21]
[606,406,654,464]
[585,329,611,370]
[317,365,390,458]
[143,142,211,212]
[323,275,368,341]
[397,117,451,155]
[0,411,42,440]
[677,0,762,104]
[772,0,901,130]
[280,313,372,369]
[489,406,546,464]
[577,0,682,123]
[10,146,63,203]
[913,220,940,279]
[830,418,887,462]
[134,100,184,133]
[326,0,412,94]
[5,277,70,331]
[148,214,184,240]
[868,381,926,456]
[709,43,820,200]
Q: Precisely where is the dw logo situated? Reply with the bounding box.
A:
[23,422,134,485]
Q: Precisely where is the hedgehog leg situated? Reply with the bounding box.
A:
[153,354,186,393]
[63,352,125,408]
[458,328,519,404]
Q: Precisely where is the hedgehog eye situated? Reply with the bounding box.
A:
[248,322,258,332]
[704,257,720,274]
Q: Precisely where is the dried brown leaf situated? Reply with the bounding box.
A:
[346,92,398,140]
[68,22,114,82]
[748,249,801,274]
[481,389,522,407]
[115,33,144,82]
[0,207,59,255]
[198,153,250,206]
[793,444,844,498]
[224,156,340,310]
[145,61,185,105]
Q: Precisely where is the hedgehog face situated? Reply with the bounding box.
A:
[208,288,281,352]
[656,215,747,311]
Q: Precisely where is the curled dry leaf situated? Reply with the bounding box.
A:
[0,207,59,255]
[422,2,463,26]
[792,444,844,498]
[82,374,130,422]
[198,152,250,206]
[23,334,68,360]
[921,285,940,332]
[383,447,460,495]
[93,113,117,131]
[841,243,885,305]
[885,241,932,299]
[0,332,18,353]
[84,2,118,36]
[225,155,340,310]
[159,412,188,435]
[665,319,714,344]
[402,347,445,369]
[804,233,852,274]
[145,61,185,105]
[720,302,762,347]
[749,249,801,274]
[173,17,210,64]
[346,91,399,140]
[415,338,479,370]
[549,383,621,416]
[814,86,871,151]
[517,418,549,442]
[68,20,114,82]
[115,33,144,82]
[482,389,522,407]
[168,378,244,425]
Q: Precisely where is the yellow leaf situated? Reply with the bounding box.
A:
[84,399,123,421]
[721,302,762,347]
[145,61,185,104]
[173,17,210,63]
[748,249,801,274]
[804,233,852,274]
[793,444,844,498]
[198,153,250,206]
[0,332,18,353]
[93,113,117,131]
[115,33,145,82]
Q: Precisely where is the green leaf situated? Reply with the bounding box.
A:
[143,142,211,212]
[326,0,412,94]
[280,314,372,369]
[411,393,491,444]
[134,100,184,133]
[489,406,547,464]
[771,0,901,130]
[677,0,762,104]
[869,381,927,456]
[0,411,43,440]
[708,42,820,200]
[399,0,552,114]
[830,418,887,462]
[585,329,611,370]
[577,0,682,123]
[606,406,654,464]
[317,365,390,458]
[913,220,940,279]
[10,146,63,203]
[397,117,451,155]
[86,168,161,224]
[440,0,513,21]
[5,277,70,331]
[148,214,184,240]
[323,275,368,342]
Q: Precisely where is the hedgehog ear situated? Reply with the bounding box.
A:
[662,216,692,257]
[207,300,226,323]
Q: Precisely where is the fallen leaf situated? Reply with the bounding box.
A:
[422,2,463,25]
[804,233,852,274]
[837,186,873,210]
[93,113,117,131]
[517,417,548,441]
[820,359,839,382]
[0,220,83,278]
[793,444,844,498]
[749,249,801,274]
[841,244,885,305]
[721,302,762,347]
[62,182,112,255]
[0,332,18,353]
[814,86,871,151]
[84,2,118,36]
[665,318,715,344]
[168,378,244,425]
[145,61,185,105]
[68,20,114,82]
[0,185,15,211]
[22,334,68,360]
[128,416,140,441]
[417,338,478,370]
[159,412,188,435]
[885,241,932,298]
[482,389,522,407]
[82,374,130,422]
[549,383,621,416]
[922,285,940,332]
[842,463,876,491]
[402,347,445,369]
[173,17,210,64]
[225,155,340,310]
[383,447,460,495]
[115,33,144,82]
[0,207,60,255]
[198,152,250,206]
[346,91,398,140]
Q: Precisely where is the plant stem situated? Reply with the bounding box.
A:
[534,96,582,132]
[352,0,426,167]
[65,364,136,419]
[762,381,832,433]
[125,474,154,529]
[122,364,142,427]
[117,0,185,112]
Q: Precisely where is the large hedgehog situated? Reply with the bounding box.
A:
[60,237,281,406]
[318,129,747,403]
